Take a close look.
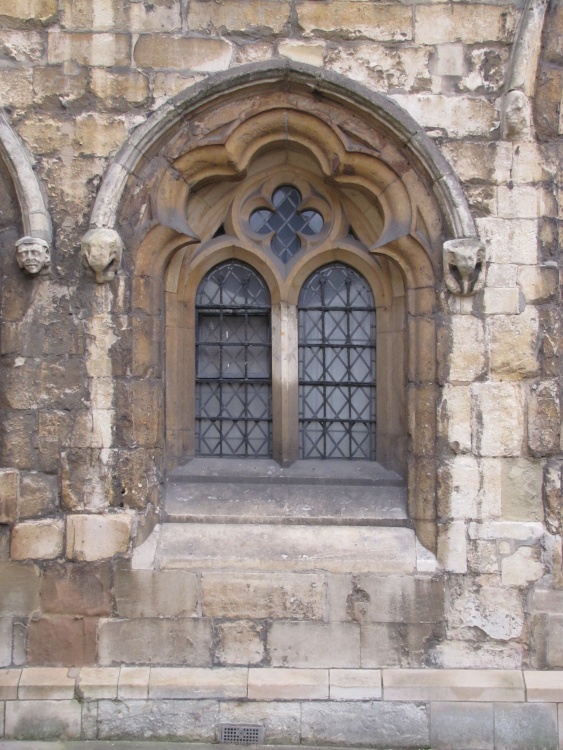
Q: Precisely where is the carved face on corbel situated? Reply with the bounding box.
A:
[81,228,123,283]
[16,236,51,274]
[443,238,486,296]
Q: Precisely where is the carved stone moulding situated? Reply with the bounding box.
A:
[443,238,487,296]
[81,227,123,283]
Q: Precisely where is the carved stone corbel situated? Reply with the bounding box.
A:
[443,238,487,296]
[15,236,51,275]
[81,227,123,283]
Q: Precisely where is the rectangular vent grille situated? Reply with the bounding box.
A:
[219,723,265,745]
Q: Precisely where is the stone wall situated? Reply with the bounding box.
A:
[0,0,562,747]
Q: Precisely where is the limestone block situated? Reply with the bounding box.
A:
[430,43,464,77]
[74,113,127,157]
[546,614,563,667]
[5,700,82,740]
[114,568,198,618]
[128,1,182,32]
[215,621,265,666]
[0,31,44,62]
[391,94,497,137]
[0,669,20,699]
[32,65,89,109]
[0,526,9,561]
[360,623,401,667]
[469,520,543,542]
[134,36,232,72]
[329,669,382,700]
[268,622,360,668]
[201,571,325,620]
[449,584,524,641]
[66,513,133,561]
[494,703,558,750]
[0,69,33,110]
[0,469,19,524]
[48,30,130,66]
[247,668,328,700]
[0,618,12,667]
[497,185,540,219]
[383,669,524,702]
[524,670,563,702]
[0,562,40,617]
[153,72,202,101]
[0,0,57,23]
[118,667,150,699]
[501,546,544,587]
[90,69,150,107]
[528,381,561,456]
[476,217,538,265]
[415,4,514,44]
[301,701,429,748]
[149,667,247,699]
[482,288,521,315]
[487,263,518,288]
[28,617,97,666]
[500,457,544,522]
[438,455,481,519]
[78,667,119,699]
[219,701,301,744]
[472,382,525,457]
[430,702,494,750]
[279,40,324,67]
[439,385,472,454]
[445,315,486,383]
[298,2,412,41]
[468,540,499,575]
[437,520,467,574]
[518,265,559,304]
[328,574,444,624]
[60,0,127,29]
[0,413,38,471]
[115,380,163,448]
[408,385,437,458]
[10,519,64,561]
[98,618,212,666]
[189,0,290,34]
[431,641,524,669]
[18,472,58,519]
[97,698,218,741]
[18,667,75,700]
[511,142,553,183]
[408,317,436,383]
[442,141,510,185]
[489,306,539,380]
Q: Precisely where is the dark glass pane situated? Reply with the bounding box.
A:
[298,263,376,460]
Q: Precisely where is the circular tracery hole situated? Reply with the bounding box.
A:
[249,185,324,263]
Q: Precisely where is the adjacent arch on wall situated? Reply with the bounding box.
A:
[0,111,52,244]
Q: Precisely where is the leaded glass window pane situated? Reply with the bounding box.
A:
[298,263,376,460]
[196,261,272,457]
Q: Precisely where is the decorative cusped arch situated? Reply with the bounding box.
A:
[87,62,484,553]
[0,111,52,244]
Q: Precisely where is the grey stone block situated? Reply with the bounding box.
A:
[5,700,81,740]
[97,699,218,740]
[114,568,199,619]
[268,622,360,668]
[431,701,494,750]
[494,703,558,750]
[219,701,301,744]
[301,700,429,748]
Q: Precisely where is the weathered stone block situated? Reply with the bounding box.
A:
[74,113,127,157]
[442,315,486,383]
[78,667,120,699]
[118,666,150,699]
[489,307,539,380]
[449,584,524,641]
[0,0,58,24]
[329,669,382,700]
[0,562,40,616]
[518,266,559,304]
[189,0,289,34]
[524,670,563,702]
[416,4,514,44]
[0,30,45,62]
[298,2,412,41]
[438,455,481,520]
[28,617,97,666]
[0,469,19,524]
[219,701,301,744]
[19,667,76,699]
[500,458,544,521]
[97,699,218,740]
[0,525,9,560]
[98,618,212,666]
[10,519,64,560]
[0,669,20,699]
[60,0,128,30]
[114,448,162,511]
[279,40,324,67]
[528,381,561,456]
[40,562,112,616]
[384,669,525,702]
[202,571,325,620]
[0,413,38,471]
[5,700,82,740]
[149,667,247,699]
[66,512,133,561]
[494,703,558,750]
[18,472,58,518]
[437,520,467,574]
[438,385,472,453]
[472,382,525,457]
[0,617,12,667]
[476,217,538,266]
[391,94,497,138]
[483,287,521,315]
[360,624,401,667]
[268,622,360,668]
[248,668,328,700]
[0,69,33,110]
[501,546,544,587]
[115,380,163,448]
[48,30,131,67]
[301,701,429,748]
[214,621,265,666]
[114,568,198,618]
[134,35,232,72]
[546,614,563,667]
[430,701,494,750]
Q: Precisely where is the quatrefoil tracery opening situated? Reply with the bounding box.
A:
[249,185,324,264]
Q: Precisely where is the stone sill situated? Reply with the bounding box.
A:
[1,667,562,703]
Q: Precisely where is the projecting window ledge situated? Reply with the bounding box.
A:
[164,458,409,527]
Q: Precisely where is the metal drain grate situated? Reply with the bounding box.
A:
[219,723,265,745]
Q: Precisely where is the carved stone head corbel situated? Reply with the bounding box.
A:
[16,236,51,275]
[81,227,123,283]
[443,238,487,296]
